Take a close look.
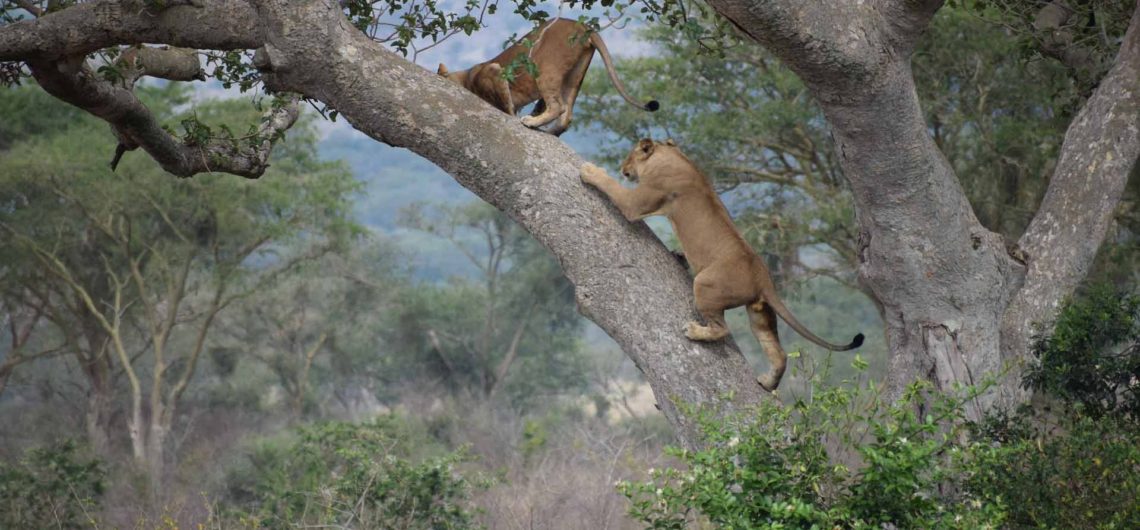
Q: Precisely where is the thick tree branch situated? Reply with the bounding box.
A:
[1001,4,1140,384]
[0,0,261,62]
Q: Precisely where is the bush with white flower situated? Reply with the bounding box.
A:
[617,359,1006,529]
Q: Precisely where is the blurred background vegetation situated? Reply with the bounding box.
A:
[0,3,1137,528]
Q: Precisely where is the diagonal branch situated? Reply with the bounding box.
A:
[1001,3,1140,374]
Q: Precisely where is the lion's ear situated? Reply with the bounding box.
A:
[485,63,503,76]
[638,138,655,155]
[437,63,449,76]
[664,138,676,146]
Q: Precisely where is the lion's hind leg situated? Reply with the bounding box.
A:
[548,52,594,136]
[748,301,787,391]
[520,80,564,129]
[685,266,749,342]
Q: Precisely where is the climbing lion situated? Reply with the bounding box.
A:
[580,139,864,391]
[437,18,658,136]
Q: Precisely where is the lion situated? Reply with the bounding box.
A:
[580,139,864,391]
[437,18,658,136]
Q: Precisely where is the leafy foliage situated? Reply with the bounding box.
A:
[618,367,1005,529]
[947,0,1134,94]
[1024,285,1140,420]
[0,441,105,529]
[0,84,362,475]
[226,417,485,529]
[966,410,1140,530]
[620,337,1140,529]
[960,284,1140,528]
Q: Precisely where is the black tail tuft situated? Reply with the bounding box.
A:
[645,100,660,112]
[851,333,865,349]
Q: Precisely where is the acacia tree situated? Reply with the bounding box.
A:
[0,92,358,479]
[397,202,586,403]
[1,0,1137,443]
[220,250,393,422]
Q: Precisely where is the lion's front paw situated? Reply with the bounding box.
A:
[580,163,606,186]
[683,321,704,340]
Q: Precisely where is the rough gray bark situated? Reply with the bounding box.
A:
[705,0,1140,411]
[0,0,768,447]
[1000,7,1140,398]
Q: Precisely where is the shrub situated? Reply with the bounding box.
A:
[0,440,105,529]
[963,285,1140,529]
[965,410,1140,529]
[619,286,1140,529]
[226,416,484,529]
[618,365,1005,530]
[1023,284,1140,420]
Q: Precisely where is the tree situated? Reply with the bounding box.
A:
[576,4,1140,388]
[219,246,398,422]
[395,202,587,404]
[1,0,1136,444]
[700,0,1139,415]
[0,89,359,480]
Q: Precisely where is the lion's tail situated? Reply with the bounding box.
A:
[757,275,864,351]
[589,32,660,112]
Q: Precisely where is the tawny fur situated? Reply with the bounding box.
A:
[437,18,658,136]
[580,139,864,391]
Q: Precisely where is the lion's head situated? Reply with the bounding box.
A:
[620,138,678,182]
[438,63,513,114]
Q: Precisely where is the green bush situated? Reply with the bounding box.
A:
[1023,285,1140,420]
[966,410,1140,529]
[618,369,1005,529]
[963,285,1140,529]
[226,416,484,529]
[0,440,105,529]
